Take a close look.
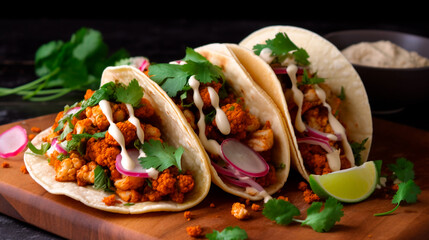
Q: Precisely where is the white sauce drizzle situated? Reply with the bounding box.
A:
[259,48,275,63]
[208,87,231,135]
[314,85,355,168]
[286,64,306,133]
[99,99,159,178]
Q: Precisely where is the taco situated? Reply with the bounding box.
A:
[24,65,212,214]
[146,46,290,202]
[231,25,372,181]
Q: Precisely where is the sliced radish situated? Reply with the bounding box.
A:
[0,125,28,158]
[51,138,68,155]
[115,148,158,179]
[220,138,269,178]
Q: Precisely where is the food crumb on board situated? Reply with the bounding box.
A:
[231,202,250,220]
[184,211,192,221]
[299,181,320,204]
[20,165,28,174]
[31,126,41,133]
[2,161,10,168]
[186,225,203,238]
[28,134,36,140]
[251,203,262,212]
[209,203,215,208]
[277,196,289,201]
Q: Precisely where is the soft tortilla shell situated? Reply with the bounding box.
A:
[194,43,291,200]
[24,66,211,214]
[236,25,373,181]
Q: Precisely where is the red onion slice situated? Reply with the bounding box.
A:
[115,148,152,178]
[297,136,333,153]
[220,138,269,178]
[305,124,341,141]
[272,66,304,75]
[51,138,68,155]
[0,125,28,158]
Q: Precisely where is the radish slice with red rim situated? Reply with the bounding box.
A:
[0,125,28,158]
[220,138,269,178]
[115,148,157,178]
[51,138,68,155]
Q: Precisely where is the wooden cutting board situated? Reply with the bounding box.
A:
[1,114,428,240]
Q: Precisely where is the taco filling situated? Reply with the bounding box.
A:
[147,48,277,199]
[28,79,195,204]
[251,32,365,175]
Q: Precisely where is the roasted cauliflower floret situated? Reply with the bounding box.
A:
[247,122,274,152]
[54,153,85,182]
[143,123,162,142]
[200,82,223,109]
[85,138,120,170]
[74,118,96,135]
[152,170,177,196]
[231,202,250,220]
[105,121,137,147]
[134,98,155,119]
[85,105,110,131]
[116,189,142,203]
[76,161,97,186]
[114,175,146,191]
[220,103,248,135]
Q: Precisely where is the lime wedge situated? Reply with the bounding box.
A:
[309,161,377,203]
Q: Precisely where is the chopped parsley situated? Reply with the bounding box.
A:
[253,32,310,66]
[262,197,344,233]
[138,139,184,172]
[94,165,114,192]
[298,69,325,86]
[148,47,225,97]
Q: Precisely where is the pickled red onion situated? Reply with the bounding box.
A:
[305,124,341,141]
[115,149,157,178]
[51,138,68,155]
[220,138,269,178]
[0,125,28,158]
[297,136,333,153]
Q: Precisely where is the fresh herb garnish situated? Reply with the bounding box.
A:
[138,139,184,172]
[253,32,310,66]
[81,79,143,108]
[298,69,325,86]
[94,165,114,192]
[350,138,368,165]
[338,86,346,100]
[66,131,106,155]
[27,142,51,155]
[0,27,129,101]
[262,197,344,233]
[374,157,421,216]
[148,47,225,97]
[205,226,248,240]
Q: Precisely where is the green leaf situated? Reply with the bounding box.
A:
[392,179,421,204]
[138,139,184,172]
[298,69,325,86]
[66,131,106,154]
[388,157,415,182]
[350,138,368,165]
[81,81,116,108]
[206,226,248,240]
[27,142,51,155]
[262,199,301,225]
[94,165,113,192]
[148,63,189,97]
[115,79,144,107]
[253,32,310,66]
[301,197,344,233]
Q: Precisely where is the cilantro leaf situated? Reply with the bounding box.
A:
[298,69,325,86]
[388,157,415,182]
[350,138,368,165]
[374,179,421,216]
[262,198,300,225]
[27,142,51,155]
[206,226,248,240]
[115,79,143,107]
[301,197,344,233]
[253,32,310,66]
[66,131,106,155]
[138,139,184,172]
[81,81,116,108]
[94,165,114,192]
[148,47,224,97]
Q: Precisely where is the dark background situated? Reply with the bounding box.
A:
[1,9,428,239]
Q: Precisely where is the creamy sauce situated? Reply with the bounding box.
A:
[259,48,275,63]
[208,87,231,135]
[286,64,306,133]
[99,99,158,178]
[314,85,355,168]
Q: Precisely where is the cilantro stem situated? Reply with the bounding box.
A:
[373,203,400,216]
[25,88,73,102]
[292,218,304,223]
[0,67,60,97]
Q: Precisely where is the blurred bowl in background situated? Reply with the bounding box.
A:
[324,29,429,114]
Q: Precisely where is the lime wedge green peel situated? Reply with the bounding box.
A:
[309,161,378,203]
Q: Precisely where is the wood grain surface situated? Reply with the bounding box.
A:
[1,114,428,240]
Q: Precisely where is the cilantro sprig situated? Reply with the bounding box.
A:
[253,32,310,66]
[138,139,184,172]
[0,27,129,102]
[206,226,248,240]
[262,197,344,233]
[148,47,225,97]
[374,157,421,216]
